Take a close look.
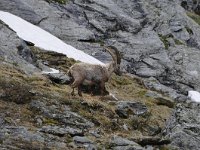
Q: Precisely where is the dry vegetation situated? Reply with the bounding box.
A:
[0,47,173,148]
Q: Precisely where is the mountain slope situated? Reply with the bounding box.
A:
[1,0,200,149]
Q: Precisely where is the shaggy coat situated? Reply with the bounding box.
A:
[68,46,121,96]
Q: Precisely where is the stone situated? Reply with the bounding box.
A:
[115,101,148,118]
[109,136,143,150]
[0,126,68,149]
[45,72,71,84]
[0,21,38,74]
[144,77,186,101]
[30,100,94,129]
[131,136,170,147]
[40,125,84,136]
[73,136,96,149]
[145,91,175,108]
[0,0,42,24]
[17,40,35,64]
[89,130,101,138]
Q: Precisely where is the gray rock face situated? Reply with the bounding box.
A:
[40,125,84,136]
[45,72,71,84]
[0,21,38,74]
[115,101,148,118]
[73,136,93,145]
[143,77,187,101]
[73,136,97,149]
[30,100,94,129]
[180,0,200,14]
[0,0,41,24]
[164,102,200,150]
[1,1,200,149]
[145,91,175,108]
[109,136,144,150]
[0,126,67,149]
[166,46,200,93]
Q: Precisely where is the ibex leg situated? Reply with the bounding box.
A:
[71,79,83,96]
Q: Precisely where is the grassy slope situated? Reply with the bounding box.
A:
[0,47,173,148]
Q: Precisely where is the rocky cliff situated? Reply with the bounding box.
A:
[0,0,200,149]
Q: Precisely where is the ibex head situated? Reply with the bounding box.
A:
[104,45,122,76]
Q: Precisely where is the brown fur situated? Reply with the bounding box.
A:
[68,46,121,96]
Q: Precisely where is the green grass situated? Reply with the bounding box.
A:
[185,26,193,35]
[174,39,184,45]
[158,33,184,49]
[0,51,173,146]
[158,34,172,49]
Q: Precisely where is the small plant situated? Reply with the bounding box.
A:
[43,118,59,125]
[129,112,152,131]
[110,74,132,87]
[185,26,194,35]
[158,34,173,49]
[158,33,184,48]
[174,39,184,45]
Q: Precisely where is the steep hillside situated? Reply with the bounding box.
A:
[1,0,200,149]
[1,0,200,98]
[0,48,173,149]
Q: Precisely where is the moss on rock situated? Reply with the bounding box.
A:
[187,11,200,25]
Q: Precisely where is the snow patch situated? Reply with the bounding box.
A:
[42,68,60,74]
[188,91,200,102]
[0,11,104,65]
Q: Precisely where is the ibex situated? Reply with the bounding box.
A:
[68,46,121,96]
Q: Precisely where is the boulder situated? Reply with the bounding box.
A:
[115,101,148,118]
[40,125,84,136]
[45,72,71,84]
[109,135,144,150]
[30,100,94,129]
[145,90,175,108]
[0,21,38,74]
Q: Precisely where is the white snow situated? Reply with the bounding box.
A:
[188,91,200,103]
[0,11,104,65]
[42,68,60,74]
